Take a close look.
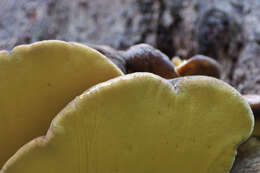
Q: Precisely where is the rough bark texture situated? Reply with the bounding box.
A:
[1,0,260,171]
[1,0,259,94]
[231,137,260,173]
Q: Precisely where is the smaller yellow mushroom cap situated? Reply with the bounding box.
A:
[1,73,254,173]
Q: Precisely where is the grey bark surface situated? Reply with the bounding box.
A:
[1,0,259,94]
[231,137,260,173]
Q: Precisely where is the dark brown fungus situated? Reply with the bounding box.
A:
[175,55,221,78]
[89,44,127,73]
[243,94,260,118]
[243,94,260,136]
[122,44,178,79]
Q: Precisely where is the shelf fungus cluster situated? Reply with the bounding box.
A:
[92,44,222,79]
[0,41,255,173]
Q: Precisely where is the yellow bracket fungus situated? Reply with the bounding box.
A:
[1,73,253,173]
[0,40,123,167]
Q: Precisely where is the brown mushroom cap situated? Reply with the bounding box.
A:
[122,44,178,79]
[175,55,221,78]
[89,44,127,73]
[243,94,260,136]
[243,94,260,117]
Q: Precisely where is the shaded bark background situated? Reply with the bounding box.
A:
[231,137,260,173]
[0,0,260,172]
[0,0,260,94]
[1,0,260,95]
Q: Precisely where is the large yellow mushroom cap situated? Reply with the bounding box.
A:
[0,40,123,167]
[1,73,253,173]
